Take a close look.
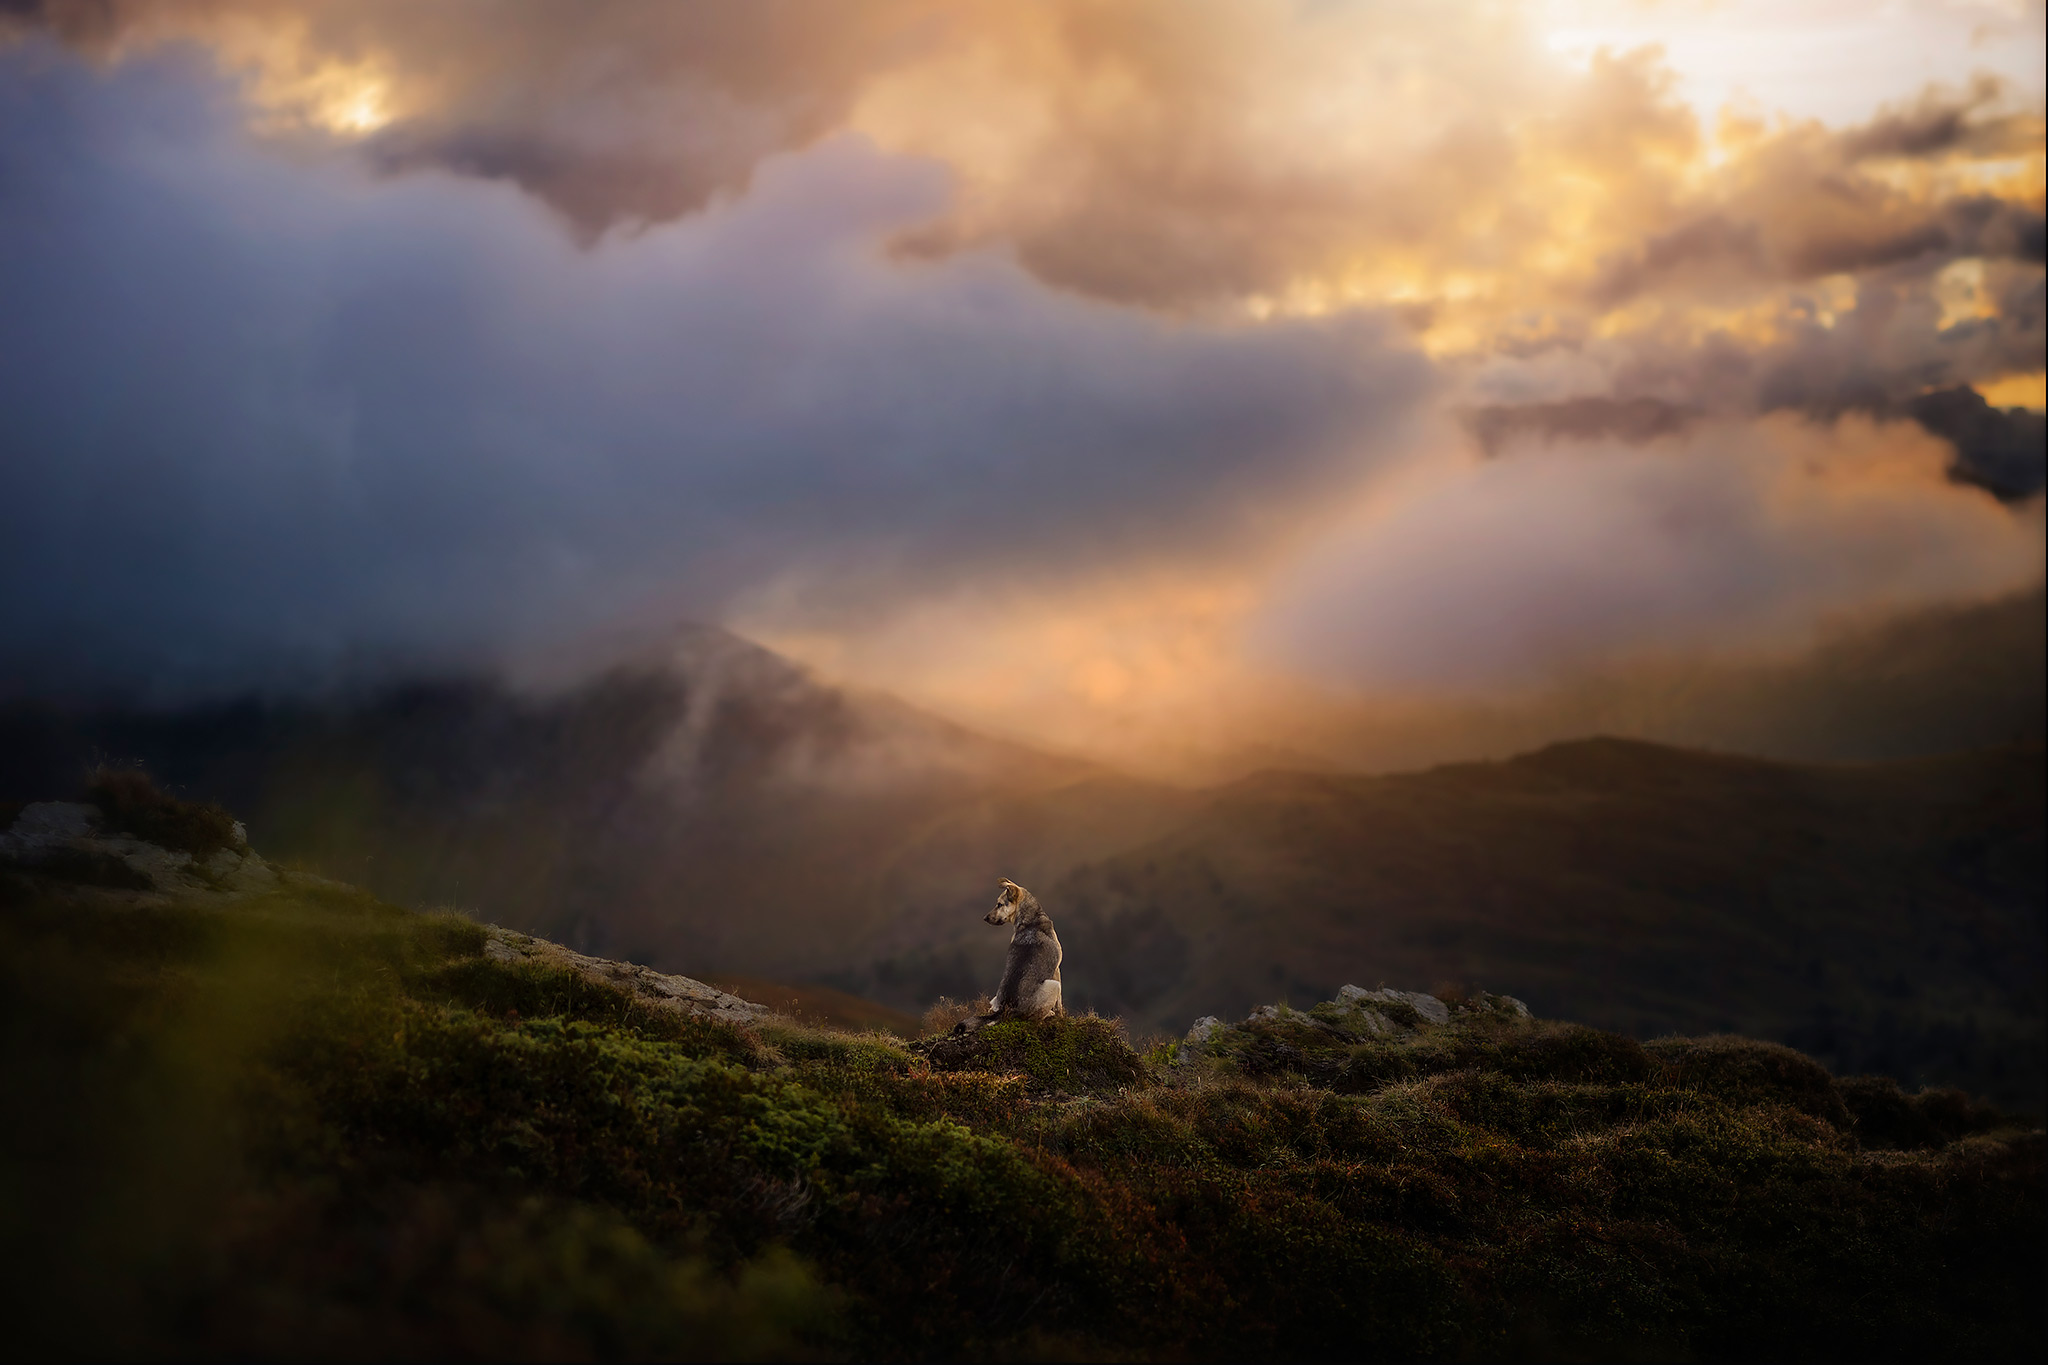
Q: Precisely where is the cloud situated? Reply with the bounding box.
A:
[0,8,2040,768]
[1838,76,2042,162]
[1252,414,2045,691]
[1904,387,2048,500]
[10,4,2036,315]
[3,0,932,232]
[0,49,1428,701]
[1465,397,1695,457]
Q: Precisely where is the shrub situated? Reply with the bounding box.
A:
[1836,1074,2013,1150]
[918,1014,1150,1094]
[920,996,984,1034]
[84,767,241,858]
[1648,1034,1851,1125]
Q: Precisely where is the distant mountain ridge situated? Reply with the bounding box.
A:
[1033,738,2043,1108]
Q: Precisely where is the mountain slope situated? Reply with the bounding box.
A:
[0,626,1194,978]
[1044,738,2045,1107]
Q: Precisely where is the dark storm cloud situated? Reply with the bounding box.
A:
[0,49,1428,702]
[2,0,935,234]
[1903,388,2048,501]
[1463,397,1695,457]
[1838,77,2041,163]
[1588,216,1767,308]
[1590,198,2043,306]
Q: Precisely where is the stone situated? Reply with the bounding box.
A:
[1186,1015,1222,1046]
[0,801,101,858]
[202,846,280,893]
[0,802,206,892]
[1335,984,1450,1026]
[480,928,768,1023]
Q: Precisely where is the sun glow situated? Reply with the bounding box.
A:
[1978,371,2048,411]
[313,76,390,135]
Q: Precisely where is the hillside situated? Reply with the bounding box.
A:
[2,805,2039,1360]
[1033,738,2045,1109]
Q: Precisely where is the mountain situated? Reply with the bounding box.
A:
[0,625,1194,978]
[1033,738,2044,1108]
[1291,585,2046,777]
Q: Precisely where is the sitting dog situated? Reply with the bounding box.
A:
[982,878,1065,1020]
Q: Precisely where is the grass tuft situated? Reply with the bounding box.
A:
[84,766,242,858]
[917,1013,1150,1093]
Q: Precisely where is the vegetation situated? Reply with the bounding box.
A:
[85,765,243,857]
[1,855,2040,1360]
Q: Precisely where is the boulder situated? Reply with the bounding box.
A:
[0,801,102,855]
[1337,984,1451,1026]
[2,800,281,896]
[483,928,768,1024]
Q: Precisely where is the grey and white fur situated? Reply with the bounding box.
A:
[983,879,1064,1020]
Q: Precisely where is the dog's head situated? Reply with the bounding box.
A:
[985,879,1028,925]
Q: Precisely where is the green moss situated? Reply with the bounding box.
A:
[415,956,762,1060]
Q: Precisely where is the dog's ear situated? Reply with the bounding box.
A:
[998,879,1022,901]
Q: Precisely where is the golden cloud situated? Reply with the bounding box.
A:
[6,0,2041,770]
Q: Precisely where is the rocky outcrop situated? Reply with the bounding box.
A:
[483,928,768,1024]
[2,798,770,1023]
[1183,984,1534,1051]
[1338,984,1450,1026]
[0,801,278,895]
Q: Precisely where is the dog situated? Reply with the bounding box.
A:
[982,878,1064,1020]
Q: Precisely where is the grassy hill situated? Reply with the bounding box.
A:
[2,810,2040,1360]
[1041,739,2045,1110]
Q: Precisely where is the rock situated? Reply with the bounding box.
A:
[104,837,197,888]
[1244,1004,1284,1025]
[481,928,768,1024]
[202,846,280,893]
[1186,1016,1222,1046]
[2,802,199,892]
[1336,984,1450,1026]
[0,801,102,857]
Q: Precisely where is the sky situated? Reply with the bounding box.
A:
[1,0,2042,772]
